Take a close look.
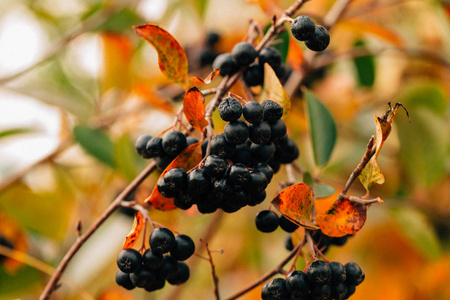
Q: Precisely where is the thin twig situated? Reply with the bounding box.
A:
[305,230,317,261]
[344,195,383,205]
[201,239,221,300]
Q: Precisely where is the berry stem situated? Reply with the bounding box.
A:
[285,236,306,278]
[305,230,318,261]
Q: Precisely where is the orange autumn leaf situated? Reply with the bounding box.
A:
[187,69,220,89]
[183,87,209,132]
[123,212,145,249]
[287,39,304,72]
[145,142,202,210]
[316,199,367,237]
[271,183,319,229]
[339,19,405,47]
[134,24,188,88]
[133,83,174,113]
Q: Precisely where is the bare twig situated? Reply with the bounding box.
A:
[201,239,221,300]
[305,230,317,261]
[344,195,383,205]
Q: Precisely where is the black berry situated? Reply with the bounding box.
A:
[331,282,348,300]
[243,101,264,124]
[286,270,311,297]
[247,190,266,206]
[115,269,136,290]
[162,131,187,156]
[213,53,239,76]
[246,169,268,193]
[210,134,236,159]
[142,248,164,270]
[329,261,347,284]
[218,97,242,121]
[204,155,228,178]
[130,268,156,288]
[146,137,164,158]
[254,162,274,182]
[344,262,364,286]
[248,121,271,144]
[224,120,249,145]
[116,248,142,273]
[279,215,299,233]
[135,134,152,157]
[187,168,211,194]
[284,234,294,251]
[160,167,188,193]
[170,234,195,261]
[259,47,282,70]
[167,261,190,285]
[262,100,283,123]
[231,41,258,66]
[156,255,179,279]
[304,25,330,52]
[243,64,264,87]
[255,210,279,233]
[307,260,332,285]
[261,278,290,300]
[310,283,332,300]
[250,142,276,162]
[291,16,316,41]
[228,163,250,185]
[269,119,287,141]
[149,227,176,254]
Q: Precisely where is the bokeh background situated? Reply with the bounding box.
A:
[0,0,449,299]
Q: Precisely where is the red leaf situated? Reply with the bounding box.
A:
[123,212,145,249]
[133,24,188,88]
[271,183,319,229]
[183,87,209,132]
[316,199,367,237]
[145,142,202,210]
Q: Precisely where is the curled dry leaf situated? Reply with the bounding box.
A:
[123,212,145,250]
[183,87,209,132]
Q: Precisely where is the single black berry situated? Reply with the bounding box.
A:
[145,276,166,292]
[149,227,176,254]
[227,187,249,209]
[247,190,266,206]
[286,270,311,297]
[259,47,282,70]
[228,163,251,185]
[262,100,283,123]
[248,121,271,144]
[304,25,330,52]
[331,282,348,300]
[307,260,332,285]
[254,162,274,182]
[269,119,287,141]
[115,269,136,290]
[170,234,195,261]
[250,142,276,162]
[210,134,236,159]
[145,137,164,158]
[291,16,316,41]
[243,101,264,124]
[206,32,220,47]
[162,131,187,156]
[204,155,228,178]
[173,190,195,210]
[155,154,175,171]
[344,262,364,286]
[329,261,347,284]
[255,210,279,233]
[211,177,233,203]
[230,143,255,166]
[310,283,332,300]
[243,64,264,87]
[261,278,290,300]
[268,157,281,173]
[218,97,242,121]
[196,198,219,214]
[246,169,268,193]
[143,248,164,270]
[275,138,299,164]
[213,53,239,76]
[135,134,152,157]
[344,284,356,299]
[116,248,142,273]
[187,168,211,194]
[160,167,188,193]
[231,41,258,66]
[156,255,179,279]
[157,177,178,198]
[279,215,299,233]
[331,235,349,246]
[224,120,249,145]
[167,261,190,285]
[130,268,156,288]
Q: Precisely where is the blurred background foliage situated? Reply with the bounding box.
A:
[0,0,448,299]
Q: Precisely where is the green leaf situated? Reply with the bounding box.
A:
[73,125,115,167]
[264,24,290,62]
[0,127,38,140]
[97,8,143,33]
[305,91,337,167]
[391,207,442,260]
[314,183,336,199]
[353,40,375,87]
[114,135,142,180]
[0,265,40,298]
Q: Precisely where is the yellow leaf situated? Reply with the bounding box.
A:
[259,63,291,118]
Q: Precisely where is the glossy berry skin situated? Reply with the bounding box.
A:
[161,167,188,192]
[213,53,239,76]
[116,248,142,273]
[162,131,187,156]
[279,215,299,233]
[261,278,290,300]
[130,268,156,288]
[149,227,176,255]
[291,16,316,41]
[269,119,287,141]
[247,169,268,193]
[254,162,274,182]
[345,262,365,286]
[211,177,233,203]
[243,64,264,87]
[173,191,195,210]
[170,234,195,261]
[255,210,279,233]
[218,97,242,121]
[135,134,152,157]
[142,248,164,270]
[243,101,264,124]
[146,137,164,158]
[167,262,190,285]
[286,270,311,297]
[210,134,236,159]
[224,120,249,145]
[157,255,179,279]
[248,121,271,144]
[115,269,135,290]
[275,138,299,164]
[228,163,251,185]
[155,154,175,171]
[250,142,276,162]
[187,169,211,194]
[259,47,282,70]
[186,136,199,146]
[305,25,330,52]
[331,282,348,300]
[231,41,258,66]
[262,100,283,123]
[329,261,347,284]
[157,177,178,198]
[307,260,332,285]
[203,155,228,178]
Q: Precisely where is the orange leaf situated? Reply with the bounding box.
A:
[287,39,304,72]
[123,212,145,249]
[316,199,367,237]
[271,183,319,229]
[339,19,405,47]
[183,87,209,132]
[145,142,202,210]
[187,69,220,89]
[133,83,174,113]
[134,24,188,88]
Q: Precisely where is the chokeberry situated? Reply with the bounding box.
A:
[279,215,299,233]
[130,268,156,288]
[187,168,211,194]
[261,278,290,300]
[227,187,249,209]
[218,97,242,121]
[307,260,332,285]
[243,64,264,87]
[196,198,219,214]
[204,155,228,178]
[228,163,250,185]
[247,190,266,206]
[248,121,271,144]
[146,136,164,158]
[173,191,195,210]
[259,47,282,70]
[143,249,164,270]
[250,142,276,162]
[344,284,356,299]
[186,136,199,146]
[135,134,152,157]
[329,261,346,284]
[255,210,279,233]
[115,269,136,290]
[210,134,236,159]
[116,248,142,273]
[291,16,316,41]
[262,100,283,123]
[267,157,281,173]
[247,169,268,193]
[213,53,239,76]
[156,255,179,279]
[167,261,190,285]
[254,162,274,182]
[162,131,187,156]
[231,41,258,66]
[243,101,264,124]
[344,262,364,286]
[170,234,195,261]
[230,143,255,166]
[149,227,176,254]
[157,177,179,198]
[145,276,166,292]
[224,120,249,145]
[211,177,233,203]
[304,25,330,52]
[310,283,332,300]
[286,270,311,297]
[206,32,220,47]
[269,119,287,141]
[155,154,175,171]
[284,234,294,251]
[275,138,299,164]
[331,282,348,300]
[161,167,188,192]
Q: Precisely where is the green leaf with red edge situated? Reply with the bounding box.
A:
[316,199,367,237]
[123,212,145,249]
[271,183,319,229]
[145,142,202,210]
[183,87,209,132]
[259,63,291,118]
[133,24,188,88]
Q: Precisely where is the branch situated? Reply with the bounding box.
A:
[201,239,221,300]
[39,161,157,300]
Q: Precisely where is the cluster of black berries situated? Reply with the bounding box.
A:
[212,41,292,87]
[135,131,198,171]
[199,32,222,67]
[115,228,195,292]
[262,260,365,300]
[255,210,299,233]
[290,15,330,52]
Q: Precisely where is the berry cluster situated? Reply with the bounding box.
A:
[255,210,299,233]
[199,32,222,67]
[115,228,195,292]
[212,42,292,87]
[135,131,198,171]
[262,261,365,300]
[311,229,352,254]
[290,16,330,52]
